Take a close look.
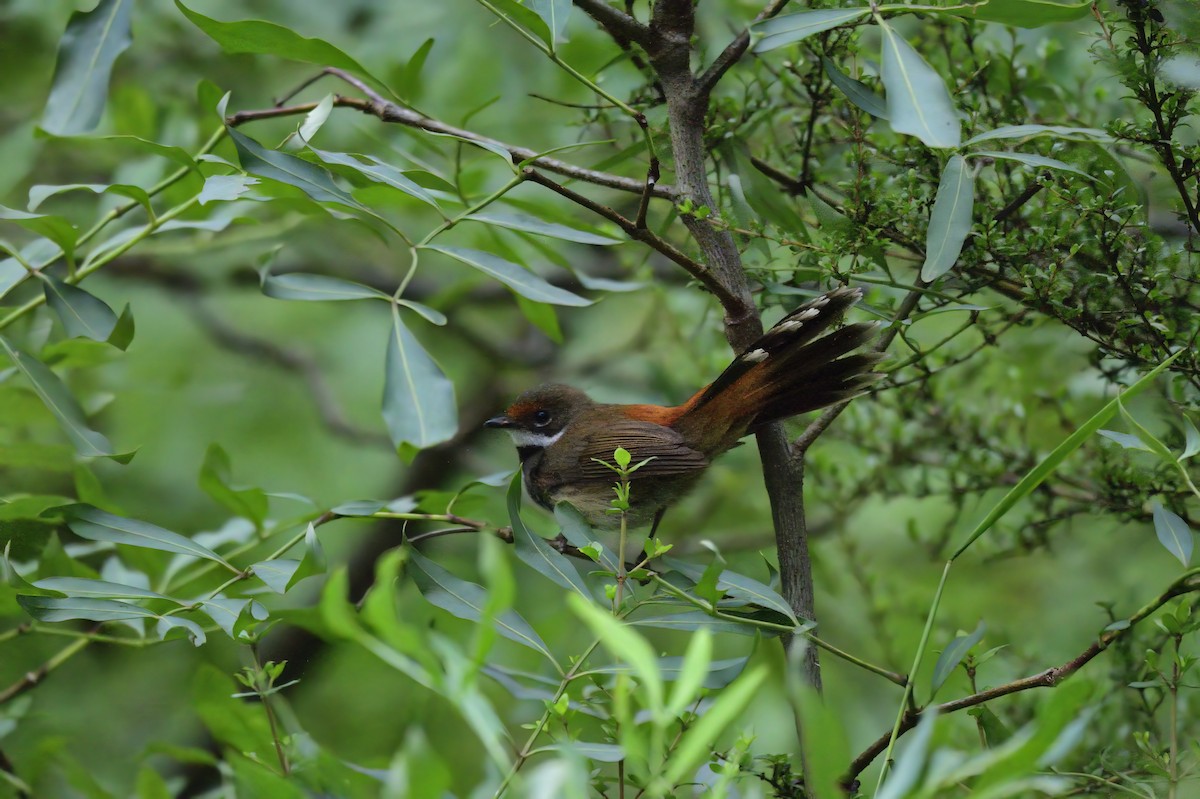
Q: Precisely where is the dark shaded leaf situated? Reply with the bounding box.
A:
[41,274,118,341]
[823,57,888,119]
[64,504,230,566]
[408,548,553,660]
[508,475,592,600]
[931,621,986,697]
[41,0,133,135]
[0,335,130,461]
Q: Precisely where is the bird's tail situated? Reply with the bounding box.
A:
[673,287,882,451]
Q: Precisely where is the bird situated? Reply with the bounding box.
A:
[486,287,882,531]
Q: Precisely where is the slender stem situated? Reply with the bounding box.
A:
[616,477,630,611]
[251,645,292,776]
[875,560,952,793]
[1168,634,1181,799]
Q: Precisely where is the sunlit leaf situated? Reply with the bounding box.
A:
[382,311,458,452]
[880,20,962,148]
[751,8,871,52]
[40,0,133,135]
[921,154,974,281]
[425,245,590,306]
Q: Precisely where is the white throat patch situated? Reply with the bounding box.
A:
[508,429,565,448]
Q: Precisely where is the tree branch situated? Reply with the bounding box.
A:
[226,97,674,200]
[696,0,793,98]
[842,569,1200,787]
[572,0,650,46]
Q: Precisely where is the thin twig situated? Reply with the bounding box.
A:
[696,0,793,97]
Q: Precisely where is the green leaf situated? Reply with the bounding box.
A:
[877,709,937,799]
[382,310,458,452]
[467,210,620,245]
[972,150,1093,180]
[661,665,769,785]
[663,557,798,623]
[31,577,174,602]
[751,8,871,53]
[516,295,562,343]
[0,335,130,461]
[198,175,259,204]
[18,595,157,623]
[931,621,986,697]
[200,596,267,638]
[108,304,135,351]
[308,148,440,210]
[261,271,390,302]
[226,126,362,208]
[1152,502,1193,567]
[0,205,78,260]
[630,611,768,636]
[530,0,572,46]
[64,504,231,567]
[28,182,151,215]
[482,0,554,49]
[963,124,1110,146]
[555,502,619,572]
[508,474,592,600]
[950,351,1181,559]
[787,650,850,799]
[407,548,554,661]
[176,1,381,82]
[921,155,975,281]
[879,20,962,148]
[1098,429,1151,451]
[396,299,447,326]
[40,0,133,135]
[1181,416,1200,461]
[397,38,435,99]
[822,57,888,119]
[199,444,268,525]
[666,628,712,718]
[539,742,624,762]
[41,274,119,342]
[569,593,664,715]
[1118,398,1175,463]
[425,245,590,306]
[940,0,1091,27]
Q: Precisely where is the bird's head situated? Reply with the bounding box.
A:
[485,383,595,452]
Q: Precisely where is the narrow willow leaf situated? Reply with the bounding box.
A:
[877,709,938,799]
[941,0,1091,27]
[157,616,206,646]
[64,504,230,566]
[108,304,135,351]
[663,666,769,784]
[31,576,175,602]
[425,245,590,307]
[951,351,1182,559]
[308,148,440,209]
[931,621,986,696]
[200,596,265,638]
[28,183,151,216]
[395,299,447,326]
[555,502,619,572]
[296,94,334,144]
[972,150,1092,181]
[0,336,127,461]
[1152,502,1193,566]
[425,130,516,167]
[788,656,850,799]
[382,311,458,452]
[508,474,592,600]
[261,271,390,302]
[40,0,133,135]
[569,594,664,714]
[199,444,268,525]
[331,499,387,517]
[1097,429,1151,451]
[41,132,196,171]
[822,57,888,119]
[666,629,712,718]
[1182,416,1200,461]
[484,0,554,49]
[226,126,361,208]
[397,38,435,99]
[288,523,326,589]
[630,611,763,636]
[963,125,1109,146]
[198,175,259,204]
[41,274,119,342]
[467,210,620,245]
[251,558,302,594]
[751,8,871,52]
[530,0,572,46]
[408,549,553,660]
[176,1,381,81]
[921,155,975,281]
[663,557,798,623]
[1118,398,1175,463]
[880,21,962,148]
[18,595,156,623]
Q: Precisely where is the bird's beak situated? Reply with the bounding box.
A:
[484,415,514,429]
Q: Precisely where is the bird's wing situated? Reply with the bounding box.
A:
[574,420,709,481]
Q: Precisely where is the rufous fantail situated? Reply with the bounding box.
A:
[486,287,881,529]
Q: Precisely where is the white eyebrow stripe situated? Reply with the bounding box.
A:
[508,429,565,448]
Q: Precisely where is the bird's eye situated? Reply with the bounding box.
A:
[532,410,552,427]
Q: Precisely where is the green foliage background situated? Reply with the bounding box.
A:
[0,0,1198,797]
